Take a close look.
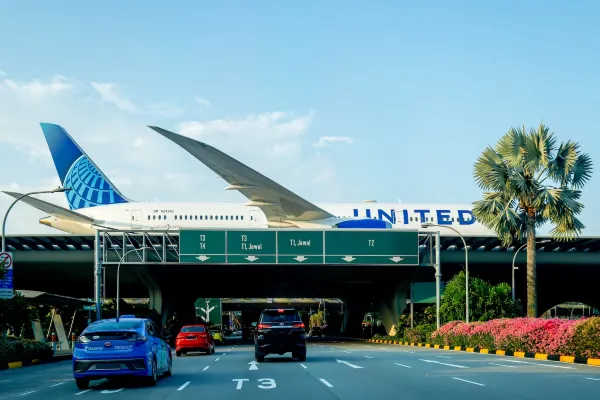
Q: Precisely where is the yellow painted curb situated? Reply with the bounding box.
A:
[8,361,22,369]
[514,351,526,358]
[454,346,461,351]
[434,344,440,349]
[534,354,548,360]
[466,347,475,352]
[587,358,600,366]
[496,350,506,356]
[560,356,575,363]
[480,349,489,354]
[443,345,450,350]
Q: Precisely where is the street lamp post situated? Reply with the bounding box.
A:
[422,222,470,323]
[2,187,71,252]
[511,240,551,302]
[116,246,151,318]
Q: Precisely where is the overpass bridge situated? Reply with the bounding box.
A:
[3,231,600,333]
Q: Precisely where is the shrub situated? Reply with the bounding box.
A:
[568,317,600,359]
[0,338,53,364]
[430,317,600,358]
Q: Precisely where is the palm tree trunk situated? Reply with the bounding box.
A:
[526,213,537,317]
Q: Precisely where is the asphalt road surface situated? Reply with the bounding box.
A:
[1,339,600,399]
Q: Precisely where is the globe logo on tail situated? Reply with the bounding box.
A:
[63,156,127,210]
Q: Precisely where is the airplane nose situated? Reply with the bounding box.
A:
[39,216,52,227]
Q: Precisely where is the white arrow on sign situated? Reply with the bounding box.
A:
[200,316,207,321]
[389,257,404,263]
[248,361,259,370]
[294,256,308,262]
[245,256,259,262]
[201,306,216,314]
[336,359,363,369]
[196,255,210,261]
[341,256,356,262]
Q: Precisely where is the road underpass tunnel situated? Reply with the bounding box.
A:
[541,302,600,318]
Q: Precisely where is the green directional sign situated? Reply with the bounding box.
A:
[178,229,420,266]
[179,229,226,263]
[277,230,324,264]
[324,230,419,265]
[227,230,277,264]
[195,298,222,325]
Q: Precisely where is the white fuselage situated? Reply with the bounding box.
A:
[41,201,493,236]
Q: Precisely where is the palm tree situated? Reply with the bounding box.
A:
[472,123,593,317]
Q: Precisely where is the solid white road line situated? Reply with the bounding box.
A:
[101,389,124,394]
[177,382,191,391]
[489,362,516,368]
[583,377,600,381]
[17,392,36,397]
[503,359,576,369]
[451,377,485,386]
[320,378,334,387]
[364,356,374,359]
[436,356,451,359]
[394,363,412,368]
[75,389,92,395]
[420,359,469,368]
[300,364,307,369]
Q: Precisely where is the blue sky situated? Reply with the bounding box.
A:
[0,0,599,235]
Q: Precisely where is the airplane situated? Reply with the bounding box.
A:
[2,123,494,237]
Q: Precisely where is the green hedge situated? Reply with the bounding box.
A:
[0,337,53,364]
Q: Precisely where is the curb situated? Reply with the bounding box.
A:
[360,338,600,367]
[0,354,72,371]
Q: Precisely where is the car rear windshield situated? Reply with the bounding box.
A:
[86,320,142,332]
[261,310,300,323]
[181,326,206,333]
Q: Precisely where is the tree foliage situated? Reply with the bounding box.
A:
[472,123,593,246]
[0,259,6,281]
[440,271,524,323]
[0,291,39,337]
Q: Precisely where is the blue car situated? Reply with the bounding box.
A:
[72,315,172,389]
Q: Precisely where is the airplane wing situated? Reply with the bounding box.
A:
[2,191,95,223]
[148,126,335,225]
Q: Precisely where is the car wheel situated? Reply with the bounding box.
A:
[163,354,172,377]
[176,350,181,357]
[296,352,306,362]
[146,359,157,386]
[255,348,265,362]
[75,378,89,390]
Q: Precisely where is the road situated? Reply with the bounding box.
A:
[1,339,599,399]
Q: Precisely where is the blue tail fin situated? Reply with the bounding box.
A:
[40,123,130,210]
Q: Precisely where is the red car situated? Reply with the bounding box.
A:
[175,324,216,356]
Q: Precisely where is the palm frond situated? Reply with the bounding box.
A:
[547,188,585,240]
[524,124,556,173]
[549,140,579,185]
[473,147,509,191]
[473,193,522,246]
[571,152,593,189]
[496,126,526,168]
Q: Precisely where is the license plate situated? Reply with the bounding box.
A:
[97,363,120,370]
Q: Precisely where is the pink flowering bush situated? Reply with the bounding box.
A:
[430,317,600,358]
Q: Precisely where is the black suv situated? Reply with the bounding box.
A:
[254,308,306,362]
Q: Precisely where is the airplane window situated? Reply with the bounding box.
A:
[410,217,413,221]
[200,215,203,220]
[184,215,187,220]
[164,216,167,220]
[153,215,156,220]
[230,215,233,220]
[416,217,420,222]
[159,215,162,220]
[147,216,150,220]
[210,216,213,220]
[241,216,244,220]
[175,215,178,220]
[220,216,223,220]
[195,215,198,220]
[236,216,238,220]
[225,216,228,220]
[179,215,182,220]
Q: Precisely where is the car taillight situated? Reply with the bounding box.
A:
[293,323,305,329]
[125,334,148,342]
[258,323,271,330]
